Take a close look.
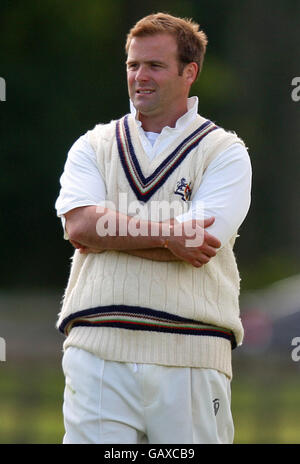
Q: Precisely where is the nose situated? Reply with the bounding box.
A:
[135,65,149,82]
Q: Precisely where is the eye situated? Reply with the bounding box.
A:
[127,63,138,70]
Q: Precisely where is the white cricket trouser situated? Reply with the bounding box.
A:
[62,346,234,444]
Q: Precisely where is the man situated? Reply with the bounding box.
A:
[55,13,252,444]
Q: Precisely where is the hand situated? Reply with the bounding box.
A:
[167,217,221,268]
[70,240,104,255]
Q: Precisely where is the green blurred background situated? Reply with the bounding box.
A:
[1,0,300,444]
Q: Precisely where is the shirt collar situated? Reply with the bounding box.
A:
[129,96,199,134]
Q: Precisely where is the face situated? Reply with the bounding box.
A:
[126,33,196,126]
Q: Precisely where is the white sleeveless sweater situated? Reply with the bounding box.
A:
[57,114,245,379]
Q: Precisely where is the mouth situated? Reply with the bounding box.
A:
[136,89,155,95]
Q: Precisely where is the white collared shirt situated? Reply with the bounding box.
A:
[55,97,252,247]
[130,97,199,160]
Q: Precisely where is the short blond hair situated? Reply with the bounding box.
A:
[125,12,208,78]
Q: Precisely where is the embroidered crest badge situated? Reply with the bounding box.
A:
[174,178,192,202]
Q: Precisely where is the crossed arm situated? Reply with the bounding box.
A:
[65,205,221,268]
[58,137,251,268]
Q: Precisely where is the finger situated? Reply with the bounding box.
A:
[192,260,203,268]
[203,217,215,228]
[204,232,221,249]
[198,253,210,264]
[191,254,210,266]
[70,240,82,249]
[79,246,93,254]
[201,245,218,257]
[80,248,102,254]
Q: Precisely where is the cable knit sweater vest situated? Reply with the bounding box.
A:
[57,114,245,379]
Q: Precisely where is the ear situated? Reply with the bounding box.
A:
[184,62,198,85]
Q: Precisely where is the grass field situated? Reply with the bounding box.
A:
[0,361,65,444]
[231,357,300,444]
[0,356,299,444]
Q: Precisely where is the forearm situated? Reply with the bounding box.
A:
[65,205,168,251]
[66,206,221,268]
[121,248,181,262]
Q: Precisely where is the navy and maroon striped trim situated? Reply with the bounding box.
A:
[59,304,237,349]
[116,115,218,202]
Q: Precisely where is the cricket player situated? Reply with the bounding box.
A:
[55,12,252,444]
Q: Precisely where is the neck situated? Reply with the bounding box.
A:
[138,104,188,133]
